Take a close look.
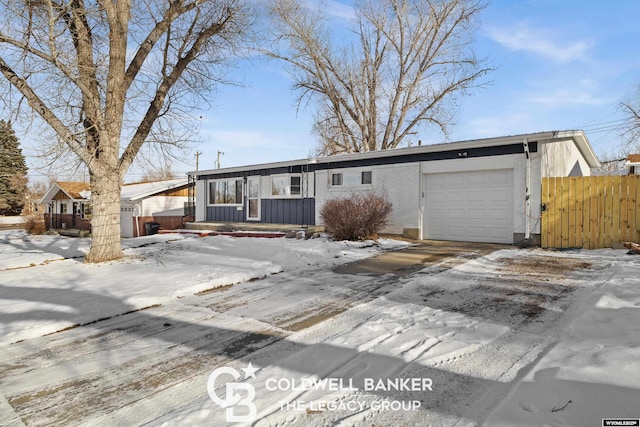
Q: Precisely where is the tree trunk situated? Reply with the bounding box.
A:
[85,173,123,263]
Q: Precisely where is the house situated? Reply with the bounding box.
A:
[40,182,92,231]
[40,178,192,237]
[624,154,640,174]
[188,130,600,245]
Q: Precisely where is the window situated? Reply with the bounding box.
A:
[60,203,68,214]
[272,176,287,196]
[209,179,243,205]
[290,176,301,195]
[271,175,302,197]
[83,203,91,218]
[331,171,372,186]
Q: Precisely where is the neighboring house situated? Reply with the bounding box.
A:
[40,182,92,231]
[625,154,640,175]
[40,179,191,237]
[119,179,191,237]
[189,130,600,245]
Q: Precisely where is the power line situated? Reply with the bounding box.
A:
[579,118,626,129]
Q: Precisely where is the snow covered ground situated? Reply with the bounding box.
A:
[0,230,408,346]
[1,230,639,426]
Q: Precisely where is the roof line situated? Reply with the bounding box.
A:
[190,130,599,175]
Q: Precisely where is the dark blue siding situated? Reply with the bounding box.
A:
[205,199,315,225]
[262,198,315,225]
[206,206,245,222]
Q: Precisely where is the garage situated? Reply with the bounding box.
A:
[424,169,514,244]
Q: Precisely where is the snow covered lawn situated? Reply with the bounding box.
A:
[0,230,407,346]
[1,230,639,426]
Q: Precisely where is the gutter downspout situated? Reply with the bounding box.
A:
[523,138,531,241]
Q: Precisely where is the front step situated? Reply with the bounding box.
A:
[183,221,324,234]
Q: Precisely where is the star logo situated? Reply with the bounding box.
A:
[242,362,258,379]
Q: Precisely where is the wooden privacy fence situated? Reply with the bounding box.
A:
[541,175,640,249]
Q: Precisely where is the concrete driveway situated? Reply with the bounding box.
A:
[334,240,507,276]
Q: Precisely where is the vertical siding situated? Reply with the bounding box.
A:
[205,200,315,224]
[206,206,245,222]
[261,198,315,225]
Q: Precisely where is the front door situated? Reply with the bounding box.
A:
[247,177,260,221]
[72,202,79,227]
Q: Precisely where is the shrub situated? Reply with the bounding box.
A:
[23,214,46,235]
[320,193,392,241]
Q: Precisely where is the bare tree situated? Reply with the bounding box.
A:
[0,0,252,262]
[137,161,178,183]
[267,0,491,154]
[620,86,640,152]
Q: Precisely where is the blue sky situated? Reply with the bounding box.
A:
[19,0,640,182]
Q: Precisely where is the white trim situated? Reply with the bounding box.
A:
[121,178,188,202]
[247,176,261,221]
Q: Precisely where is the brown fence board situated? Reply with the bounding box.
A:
[598,176,607,248]
[590,177,600,249]
[620,176,629,242]
[562,178,571,248]
[542,175,640,249]
[541,178,550,248]
[574,177,584,248]
[583,177,592,248]
[568,177,577,248]
[554,178,563,248]
[625,179,640,242]
[612,176,622,245]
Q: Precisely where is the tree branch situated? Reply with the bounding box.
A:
[0,56,92,165]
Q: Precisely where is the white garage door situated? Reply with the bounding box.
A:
[424,169,514,244]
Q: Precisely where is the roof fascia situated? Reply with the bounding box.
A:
[189,132,562,177]
[38,183,83,204]
[122,179,188,203]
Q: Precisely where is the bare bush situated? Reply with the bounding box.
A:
[23,214,46,235]
[320,193,392,241]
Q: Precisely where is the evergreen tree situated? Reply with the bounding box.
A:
[0,120,28,215]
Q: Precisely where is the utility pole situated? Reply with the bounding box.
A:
[194,151,202,171]
[217,150,224,169]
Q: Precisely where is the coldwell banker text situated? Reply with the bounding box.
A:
[265,377,434,392]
